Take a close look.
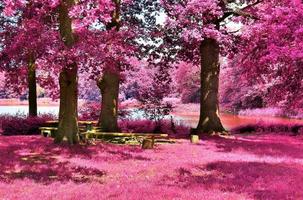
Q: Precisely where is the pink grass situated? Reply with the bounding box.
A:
[1,133,303,200]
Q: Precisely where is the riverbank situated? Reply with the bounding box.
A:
[0,98,90,106]
[0,98,59,106]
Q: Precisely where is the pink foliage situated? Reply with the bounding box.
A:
[1,0,302,117]
[172,62,200,103]
[162,0,303,113]
[78,102,101,121]
[78,101,129,121]
[119,119,156,133]
[0,0,139,100]
[235,0,303,110]
[219,59,267,112]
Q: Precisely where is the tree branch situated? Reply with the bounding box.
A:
[217,0,263,23]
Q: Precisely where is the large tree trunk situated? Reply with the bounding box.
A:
[55,66,79,144]
[192,38,225,135]
[55,0,79,144]
[97,71,120,132]
[28,55,37,117]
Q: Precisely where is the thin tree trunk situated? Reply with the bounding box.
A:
[97,71,120,132]
[28,55,37,117]
[55,0,79,144]
[192,38,225,135]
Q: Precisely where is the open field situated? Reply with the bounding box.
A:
[1,133,303,200]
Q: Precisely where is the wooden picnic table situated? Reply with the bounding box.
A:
[81,130,169,149]
[82,131,168,138]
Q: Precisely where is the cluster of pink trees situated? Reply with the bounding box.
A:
[236,0,303,111]
[0,0,161,144]
[168,0,303,116]
[0,0,302,144]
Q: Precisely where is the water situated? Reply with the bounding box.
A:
[0,106,59,115]
[0,106,173,120]
[0,106,171,119]
[174,112,303,130]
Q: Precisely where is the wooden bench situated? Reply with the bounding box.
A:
[45,120,97,131]
[81,130,169,149]
[39,127,58,137]
[39,126,89,139]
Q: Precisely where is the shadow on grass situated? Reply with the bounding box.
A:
[0,136,150,184]
[107,150,151,161]
[205,134,303,159]
[0,136,105,184]
[161,161,303,200]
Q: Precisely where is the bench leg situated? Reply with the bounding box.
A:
[51,130,57,138]
[190,135,199,144]
[79,133,88,143]
[142,138,154,149]
[41,130,51,137]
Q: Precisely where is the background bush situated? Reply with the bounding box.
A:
[79,101,130,121]
[0,114,54,135]
[118,119,190,138]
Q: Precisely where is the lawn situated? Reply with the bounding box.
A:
[1,133,303,200]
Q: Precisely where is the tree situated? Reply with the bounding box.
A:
[161,0,263,135]
[71,0,133,132]
[74,0,161,132]
[98,0,165,132]
[219,57,266,112]
[97,0,123,132]
[55,0,80,144]
[1,0,92,144]
[137,63,172,122]
[172,62,200,103]
[235,0,303,112]
[0,2,58,116]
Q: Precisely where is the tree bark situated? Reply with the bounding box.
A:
[28,55,37,117]
[55,0,79,144]
[192,38,225,135]
[55,66,79,144]
[97,71,120,132]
